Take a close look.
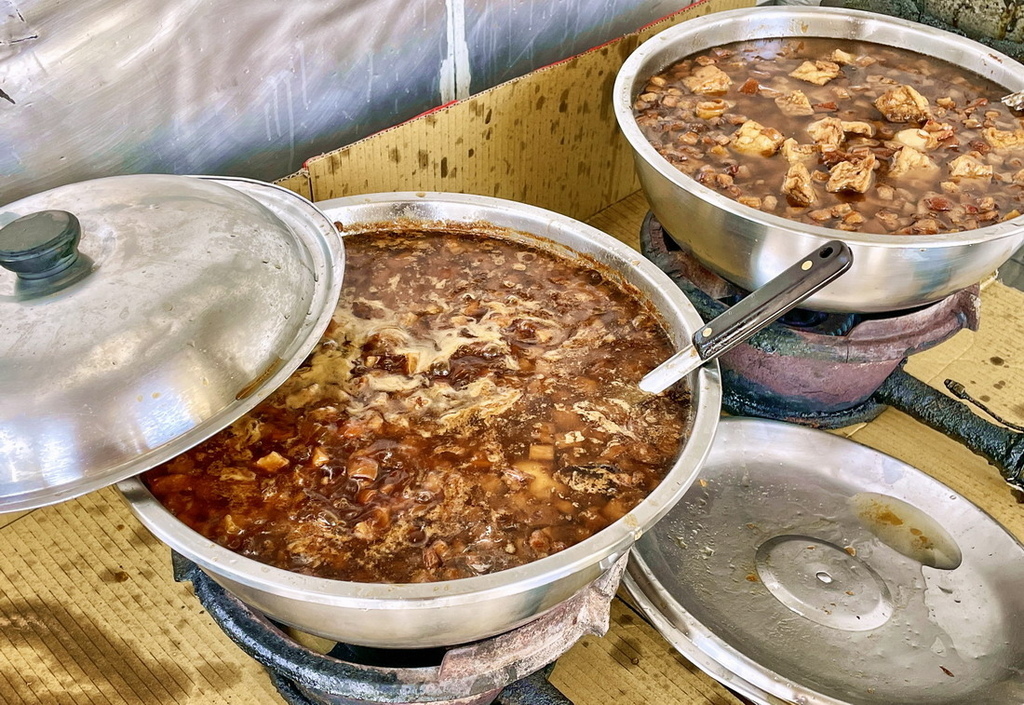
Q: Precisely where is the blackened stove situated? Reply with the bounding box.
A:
[172,552,627,705]
[640,213,1024,495]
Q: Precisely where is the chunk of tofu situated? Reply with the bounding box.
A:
[683,65,732,95]
[775,90,815,117]
[695,99,729,119]
[781,138,819,164]
[840,121,875,137]
[256,451,290,472]
[874,85,930,123]
[730,120,785,157]
[807,117,845,149]
[831,49,856,65]
[922,120,955,142]
[889,146,939,178]
[808,203,854,222]
[947,154,993,180]
[782,162,817,207]
[893,128,939,152]
[902,219,942,235]
[789,60,841,86]
[876,210,902,231]
[826,153,876,194]
[982,127,1024,150]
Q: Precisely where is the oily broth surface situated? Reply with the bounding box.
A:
[633,37,1024,235]
[144,228,691,583]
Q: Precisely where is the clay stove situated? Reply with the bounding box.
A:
[171,553,627,705]
[640,213,1024,494]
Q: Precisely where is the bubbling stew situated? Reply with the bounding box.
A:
[144,227,690,583]
[633,37,1024,235]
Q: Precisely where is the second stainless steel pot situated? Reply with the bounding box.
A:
[118,191,724,649]
[613,6,1024,313]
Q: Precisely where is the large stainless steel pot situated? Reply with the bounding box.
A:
[117,191,724,649]
[613,6,1024,313]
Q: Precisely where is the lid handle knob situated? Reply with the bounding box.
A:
[0,210,82,280]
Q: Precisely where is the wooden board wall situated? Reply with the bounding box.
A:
[276,0,752,223]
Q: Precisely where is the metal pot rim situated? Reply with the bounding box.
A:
[613,5,1024,249]
[118,191,723,610]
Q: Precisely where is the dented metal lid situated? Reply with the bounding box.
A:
[626,417,1024,705]
[0,174,343,512]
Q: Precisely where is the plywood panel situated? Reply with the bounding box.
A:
[305,0,752,222]
[0,510,32,531]
[273,169,313,200]
[0,488,285,704]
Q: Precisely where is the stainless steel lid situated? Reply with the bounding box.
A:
[0,174,343,512]
[626,417,1024,705]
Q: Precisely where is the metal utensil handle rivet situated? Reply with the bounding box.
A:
[0,210,82,280]
[692,241,852,359]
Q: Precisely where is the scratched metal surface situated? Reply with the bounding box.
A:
[0,0,685,204]
[464,0,685,91]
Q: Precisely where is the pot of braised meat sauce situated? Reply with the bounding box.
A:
[614,6,1024,313]
[118,192,725,649]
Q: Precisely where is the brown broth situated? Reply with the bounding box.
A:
[634,38,1024,234]
[143,229,690,583]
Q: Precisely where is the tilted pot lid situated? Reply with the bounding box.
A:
[0,174,344,512]
[626,417,1024,705]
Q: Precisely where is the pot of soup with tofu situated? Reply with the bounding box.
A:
[614,6,1024,312]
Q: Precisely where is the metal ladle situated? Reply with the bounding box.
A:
[640,241,853,394]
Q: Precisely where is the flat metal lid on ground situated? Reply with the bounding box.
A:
[627,417,1024,705]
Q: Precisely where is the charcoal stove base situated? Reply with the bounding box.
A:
[172,553,628,705]
[640,212,1024,491]
[639,212,979,428]
[266,664,569,705]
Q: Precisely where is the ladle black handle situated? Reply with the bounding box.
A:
[694,241,853,359]
[0,210,82,280]
[639,240,853,394]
